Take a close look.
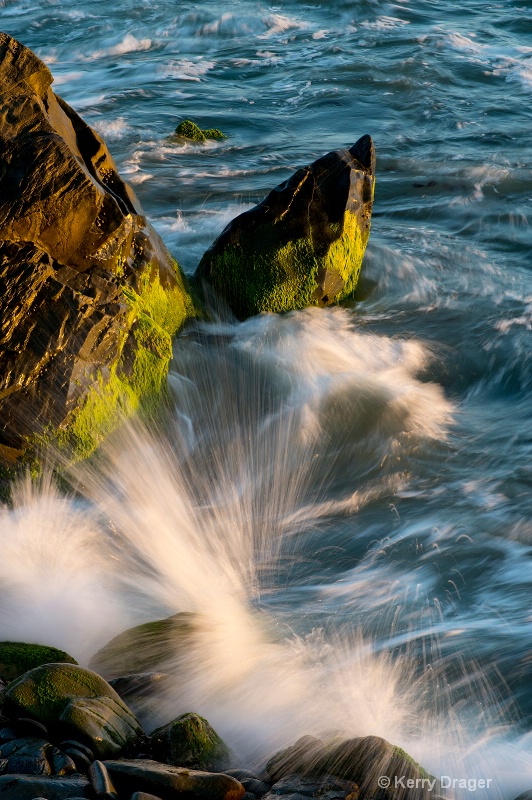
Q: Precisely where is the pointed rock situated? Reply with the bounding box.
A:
[195,135,375,319]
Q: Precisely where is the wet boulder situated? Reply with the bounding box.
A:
[265,735,431,800]
[0,641,77,683]
[149,712,231,771]
[0,32,195,467]
[4,662,143,759]
[103,759,245,800]
[89,613,197,680]
[195,135,375,320]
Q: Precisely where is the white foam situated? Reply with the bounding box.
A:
[160,59,216,82]
[92,116,131,141]
[87,33,152,60]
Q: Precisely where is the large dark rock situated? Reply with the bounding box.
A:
[103,759,245,800]
[265,735,431,800]
[0,32,195,466]
[0,641,77,683]
[149,712,231,771]
[89,613,197,680]
[195,135,375,320]
[4,662,143,759]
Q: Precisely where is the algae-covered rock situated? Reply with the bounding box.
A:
[103,758,245,800]
[149,712,231,771]
[4,662,143,758]
[195,135,375,320]
[174,119,227,142]
[266,735,430,799]
[88,613,197,680]
[0,641,77,683]
[0,33,195,466]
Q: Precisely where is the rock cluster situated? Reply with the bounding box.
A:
[0,32,195,468]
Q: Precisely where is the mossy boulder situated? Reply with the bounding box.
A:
[174,119,227,142]
[194,135,375,320]
[266,735,431,800]
[0,641,77,683]
[4,662,143,758]
[88,613,197,680]
[0,33,196,467]
[150,712,231,771]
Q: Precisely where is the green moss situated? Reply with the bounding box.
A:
[202,128,227,141]
[0,641,77,683]
[174,120,227,142]
[175,120,206,142]
[150,712,231,771]
[59,263,195,461]
[391,746,432,781]
[5,663,118,724]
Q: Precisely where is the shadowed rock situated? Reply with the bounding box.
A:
[0,33,195,467]
[194,135,375,320]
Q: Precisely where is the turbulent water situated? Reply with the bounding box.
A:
[1,0,532,796]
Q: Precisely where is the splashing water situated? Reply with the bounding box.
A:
[2,309,532,796]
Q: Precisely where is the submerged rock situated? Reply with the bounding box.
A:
[103,759,245,800]
[4,663,143,758]
[195,135,375,320]
[89,613,197,680]
[0,33,195,467]
[0,641,77,683]
[149,712,231,772]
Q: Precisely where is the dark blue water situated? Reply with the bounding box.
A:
[1,1,531,796]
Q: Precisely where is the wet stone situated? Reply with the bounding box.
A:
[103,758,245,800]
[88,759,118,799]
[0,774,90,799]
[0,736,53,775]
[15,718,49,738]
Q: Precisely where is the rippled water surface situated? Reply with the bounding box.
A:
[1,0,531,796]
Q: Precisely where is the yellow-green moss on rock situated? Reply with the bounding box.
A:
[59,263,195,461]
[0,641,77,683]
[174,119,227,142]
[150,712,231,771]
[4,662,143,758]
[195,135,375,320]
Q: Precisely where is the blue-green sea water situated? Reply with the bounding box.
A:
[1,1,531,796]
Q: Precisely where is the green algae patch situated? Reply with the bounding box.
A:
[0,641,77,683]
[195,135,375,320]
[5,663,119,723]
[58,262,195,461]
[174,119,227,142]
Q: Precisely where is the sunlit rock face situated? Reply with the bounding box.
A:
[0,32,194,466]
[195,134,375,320]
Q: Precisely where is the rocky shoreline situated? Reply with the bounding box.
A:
[0,638,433,800]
